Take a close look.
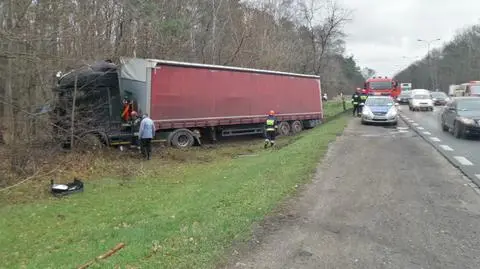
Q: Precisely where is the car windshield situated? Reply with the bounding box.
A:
[413,94,430,99]
[457,99,480,111]
[431,92,447,98]
[365,97,393,106]
[369,81,392,90]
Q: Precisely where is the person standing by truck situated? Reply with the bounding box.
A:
[264,110,278,148]
[351,88,361,116]
[138,114,156,160]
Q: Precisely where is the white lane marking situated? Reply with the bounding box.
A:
[430,137,441,142]
[423,131,431,135]
[397,127,409,130]
[408,120,415,122]
[475,174,480,180]
[417,126,425,130]
[413,123,419,126]
[440,145,453,151]
[454,156,474,166]
[398,130,409,133]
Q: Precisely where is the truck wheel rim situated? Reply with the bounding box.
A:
[177,134,190,147]
[292,122,302,133]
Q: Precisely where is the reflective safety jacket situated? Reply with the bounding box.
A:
[265,115,278,132]
[359,93,368,104]
[351,93,360,105]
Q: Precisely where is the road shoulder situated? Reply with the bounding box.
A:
[221,117,480,269]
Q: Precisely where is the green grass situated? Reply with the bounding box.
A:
[0,113,349,269]
[323,99,352,118]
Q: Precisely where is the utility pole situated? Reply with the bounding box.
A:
[417,38,441,90]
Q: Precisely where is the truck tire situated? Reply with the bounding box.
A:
[169,129,195,148]
[277,122,291,136]
[290,120,303,134]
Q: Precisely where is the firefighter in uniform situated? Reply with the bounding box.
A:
[264,110,278,148]
[122,96,134,122]
[358,89,369,116]
[351,88,361,116]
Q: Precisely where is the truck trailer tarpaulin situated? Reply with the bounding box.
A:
[119,57,323,130]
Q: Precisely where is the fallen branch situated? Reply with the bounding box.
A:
[77,243,125,269]
[0,168,58,193]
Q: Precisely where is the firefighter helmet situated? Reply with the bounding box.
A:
[268,110,275,115]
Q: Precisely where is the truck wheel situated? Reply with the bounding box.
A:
[277,122,291,136]
[290,121,303,134]
[170,129,195,148]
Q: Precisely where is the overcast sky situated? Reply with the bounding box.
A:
[339,0,480,77]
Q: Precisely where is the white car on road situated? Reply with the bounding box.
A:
[361,96,398,125]
[409,93,434,111]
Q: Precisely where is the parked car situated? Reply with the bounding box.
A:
[430,91,450,106]
[440,97,480,138]
[396,91,411,104]
[409,93,434,111]
[361,96,398,126]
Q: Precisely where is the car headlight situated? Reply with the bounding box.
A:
[362,106,373,117]
[458,117,475,125]
[396,97,401,101]
[445,97,451,101]
[432,98,437,101]
[386,107,397,118]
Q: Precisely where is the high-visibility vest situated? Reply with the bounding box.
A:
[266,118,276,131]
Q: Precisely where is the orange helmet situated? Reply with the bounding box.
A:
[268,110,275,115]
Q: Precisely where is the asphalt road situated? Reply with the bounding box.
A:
[225,118,480,269]
[398,105,480,185]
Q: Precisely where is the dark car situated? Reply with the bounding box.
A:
[440,97,480,138]
[396,91,411,104]
[431,91,450,106]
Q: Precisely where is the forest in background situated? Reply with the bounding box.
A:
[0,0,367,144]
[394,24,480,91]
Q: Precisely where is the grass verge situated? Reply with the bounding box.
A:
[323,99,352,118]
[0,113,349,269]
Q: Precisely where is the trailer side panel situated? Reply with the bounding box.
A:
[150,65,322,129]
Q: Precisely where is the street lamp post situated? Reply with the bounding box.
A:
[417,38,441,90]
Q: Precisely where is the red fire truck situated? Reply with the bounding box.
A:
[363,76,401,98]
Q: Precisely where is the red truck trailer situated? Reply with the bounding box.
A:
[53,58,323,149]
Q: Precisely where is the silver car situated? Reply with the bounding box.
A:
[361,96,399,125]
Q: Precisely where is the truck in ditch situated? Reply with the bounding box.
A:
[51,57,323,149]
